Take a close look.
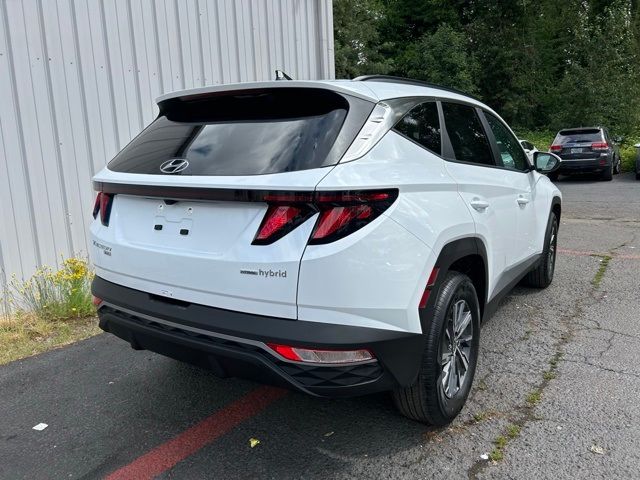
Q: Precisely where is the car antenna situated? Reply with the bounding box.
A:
[275,69,293,81]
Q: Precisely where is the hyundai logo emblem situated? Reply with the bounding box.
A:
[159,158,189,174]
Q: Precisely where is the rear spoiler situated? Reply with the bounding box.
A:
[155,80,378,105]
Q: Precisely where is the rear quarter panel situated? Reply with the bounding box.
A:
[297,132,475,334]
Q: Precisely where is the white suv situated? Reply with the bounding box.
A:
[90,76,562,425]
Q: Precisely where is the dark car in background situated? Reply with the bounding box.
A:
[549,127,621,181]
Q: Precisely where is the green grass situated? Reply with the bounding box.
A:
[526,389,542,406]
[0,312,101,365]
[549,352,563,368]
[506,424,522,438]
[0,256,101,365]
[543,370,557,380]
[592,255,612,287]
[473,411,490,422]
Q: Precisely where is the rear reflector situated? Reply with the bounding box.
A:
[550,145,562,152]
[92,192,114,226]
[92,295,103,306]
[591,142,609,151]
[419,267,440,308]
[267,343,374,364]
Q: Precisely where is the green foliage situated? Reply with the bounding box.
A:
[9,257,94,321]
[620,139,640,171]
[334,0,640,137]
[398,24,479,93]
[333,0,393,78]
[514,130,556,151]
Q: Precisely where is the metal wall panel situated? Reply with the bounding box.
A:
[0,0,335,288]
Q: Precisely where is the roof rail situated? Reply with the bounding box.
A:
[353,75,479,101]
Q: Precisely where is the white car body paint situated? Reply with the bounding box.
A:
[90,79,561,335]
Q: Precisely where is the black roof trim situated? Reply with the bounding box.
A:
[353,75,480,102]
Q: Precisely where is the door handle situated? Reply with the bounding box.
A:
[470,199,489,211]
[517,196,530,206]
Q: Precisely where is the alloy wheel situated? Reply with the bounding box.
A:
[440,299,474,398]
[548,222,557,275]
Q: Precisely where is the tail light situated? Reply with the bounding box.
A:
[309,191,396,244]
[267,343,374,364]
[591,142,609,151]
[92,192,114,226]
[550,145,562,152]
[252,189,398,245]
[252,193,316,245]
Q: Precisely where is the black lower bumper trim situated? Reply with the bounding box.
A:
[92,276,424,397]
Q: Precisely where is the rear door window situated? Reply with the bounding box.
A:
[108,88,372,176]
[393,101,442,155]
[441,102,494,166]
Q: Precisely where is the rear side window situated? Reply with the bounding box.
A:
[554,129,603,144]
[393,102,441,155]
[108,88,372,176]
[442,103,493,166]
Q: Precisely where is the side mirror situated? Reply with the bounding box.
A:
[534,151,561,174]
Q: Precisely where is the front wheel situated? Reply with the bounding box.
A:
[523,212,558,288]
[392,272,480,426]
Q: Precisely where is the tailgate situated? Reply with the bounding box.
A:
[90,86,374,319]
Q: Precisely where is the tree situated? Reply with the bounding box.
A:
[398,24,479,94]
[333,0,392,78]
[333,0,640,135]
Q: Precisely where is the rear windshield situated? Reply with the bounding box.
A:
[108,88,372,176]
[554,129,602,144]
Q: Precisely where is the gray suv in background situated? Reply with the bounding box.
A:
[549,127,621,181]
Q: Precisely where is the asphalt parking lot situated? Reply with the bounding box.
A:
[1,173,639,480]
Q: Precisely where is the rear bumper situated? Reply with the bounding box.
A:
[558,157,609,174]
[92,276,424,397]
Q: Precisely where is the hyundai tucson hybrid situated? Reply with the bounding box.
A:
[90,76,562,425]
[549,127,621,181]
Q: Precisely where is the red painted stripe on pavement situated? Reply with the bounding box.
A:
[105,386,288,480]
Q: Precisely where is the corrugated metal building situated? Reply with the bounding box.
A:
[0,0,335,289]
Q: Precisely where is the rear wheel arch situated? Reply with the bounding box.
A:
[420,237,488,331]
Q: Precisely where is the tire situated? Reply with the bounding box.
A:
[601,164,613,181]
[636,171,640,180]
[523,212,558,288]
[392,272,480,426]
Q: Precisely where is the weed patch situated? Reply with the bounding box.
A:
[591,255,612,288]
[0,257,100,364]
